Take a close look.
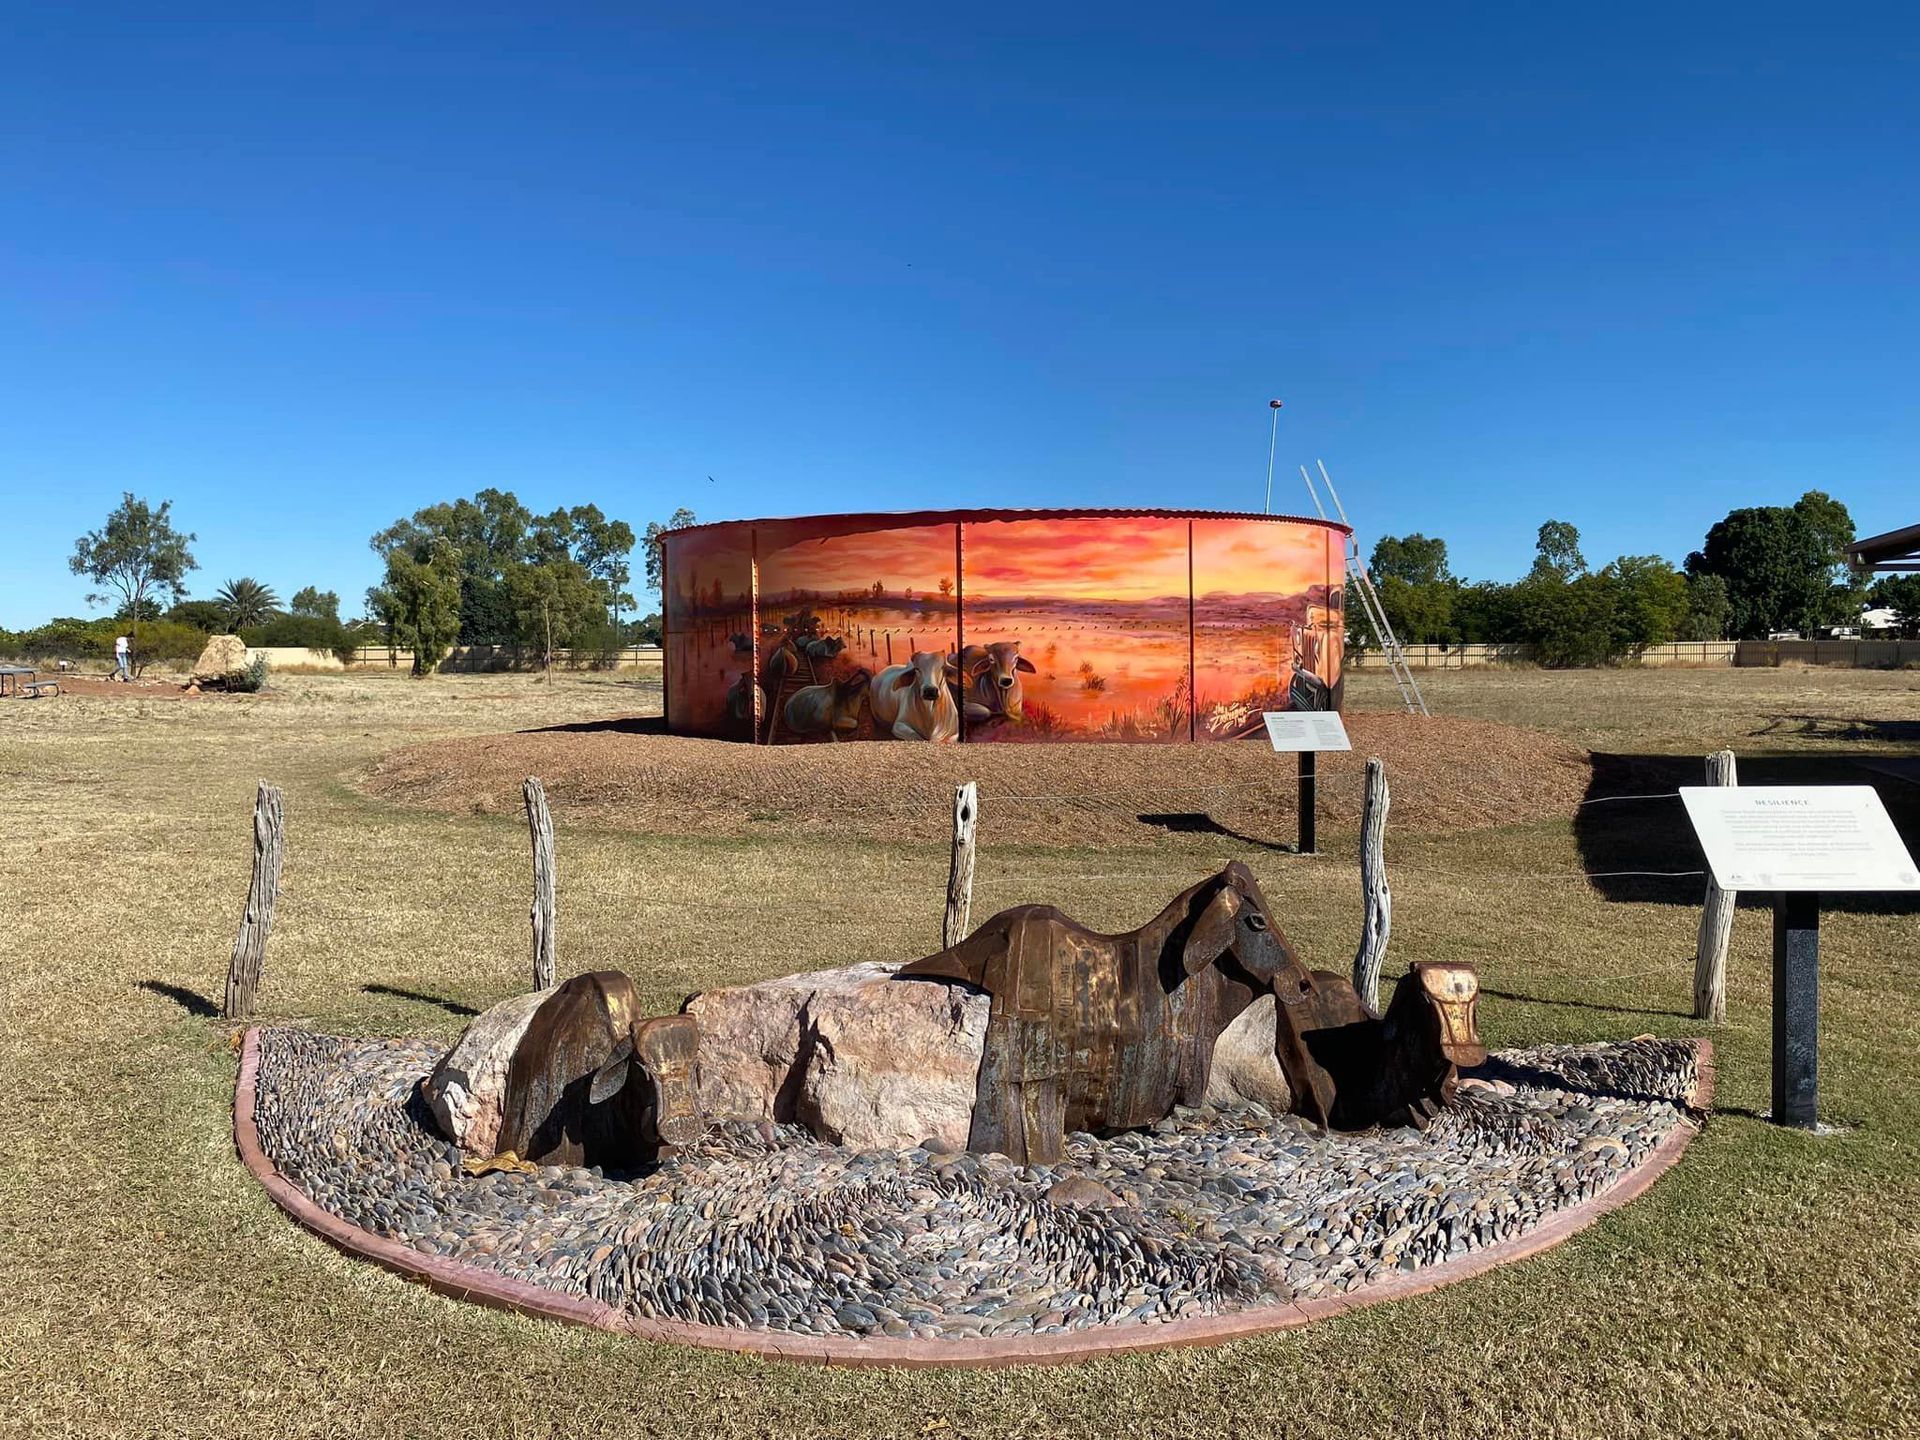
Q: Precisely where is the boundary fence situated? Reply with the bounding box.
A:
[1347,641,1736,669]
[1349,639,1919,670]
[318,644,665,672]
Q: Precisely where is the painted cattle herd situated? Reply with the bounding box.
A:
[663,510,1350,745]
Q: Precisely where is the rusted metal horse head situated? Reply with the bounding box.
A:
[496,971,703,1169]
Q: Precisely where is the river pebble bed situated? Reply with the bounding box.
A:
[250,1029,1702,1343]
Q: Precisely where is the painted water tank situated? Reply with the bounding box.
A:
[660,508,1348,743]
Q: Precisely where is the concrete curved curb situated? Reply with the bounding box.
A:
[235,1029,1713,1369]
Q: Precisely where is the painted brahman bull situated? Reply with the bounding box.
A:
[870,651,961,742]
[783,669,870,740]
[897,862,1481,1163]
[495,971,703,1169]
[952,641,1035,724]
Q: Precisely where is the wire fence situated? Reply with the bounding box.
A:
[799,780,1706,890]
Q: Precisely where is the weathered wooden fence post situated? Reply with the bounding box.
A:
[1352,758,1391,1013]
[1693,748,1737,1022]
[525,776,557,990]
[944,781,979,948]
[224,780,286,1020]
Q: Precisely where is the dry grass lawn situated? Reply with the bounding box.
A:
[3,665,1918,1439]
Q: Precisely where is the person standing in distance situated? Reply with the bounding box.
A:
[113,633,131,681]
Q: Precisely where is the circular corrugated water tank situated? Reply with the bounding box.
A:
[661,508,1348,743]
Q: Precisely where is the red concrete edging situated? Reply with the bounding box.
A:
[234,1030,1714,1369]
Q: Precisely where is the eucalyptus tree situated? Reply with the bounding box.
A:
[69,493,198,667]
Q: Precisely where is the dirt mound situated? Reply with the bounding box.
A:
[361,712,1589,848]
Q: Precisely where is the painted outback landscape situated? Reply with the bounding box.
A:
[663,510,1345,743]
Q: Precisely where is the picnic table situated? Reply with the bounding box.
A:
[0,665,59,699]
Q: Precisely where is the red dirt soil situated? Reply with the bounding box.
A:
[361,711,1589,847]
[13,675,197,701]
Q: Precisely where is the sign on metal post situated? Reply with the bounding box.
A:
[1264,712,1351,856]
[1680,785,1918,1129]
[1262,711,1352,754]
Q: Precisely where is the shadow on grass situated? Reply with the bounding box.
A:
[1749,713,1920,745]
[522,715,669,737]
[1574,751,1920,914]
[361,983,478,1016]
[1480,985,1692,1021]
[136,980,219,1017]
[1136,812,1293,852]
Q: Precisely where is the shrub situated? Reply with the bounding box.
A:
[572,622,625,670]
[223,654,270,693]
[7,616,117,661]
[128,620,209,672]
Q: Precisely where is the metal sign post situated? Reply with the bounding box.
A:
[1298,751,1317,855]
[1264,711,1350,857]
[1771,892,1821,1128]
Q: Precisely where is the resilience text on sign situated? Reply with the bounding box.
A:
[1679,785,1920,893]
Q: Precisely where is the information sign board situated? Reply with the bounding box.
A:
[1262,711,1351,753]
[1679,785,1920,892]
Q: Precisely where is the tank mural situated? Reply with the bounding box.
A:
[1191,517,1346,741]
[756,522,960,743]
[953,515,1183,741]
[662,509,1344,743]
[662,525,754,741]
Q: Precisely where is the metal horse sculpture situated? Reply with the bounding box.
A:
[898,862,1483,1164]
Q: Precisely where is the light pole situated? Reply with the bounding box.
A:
[1263,399,1283,514]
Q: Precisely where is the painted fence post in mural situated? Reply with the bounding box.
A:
[944,781,978,948]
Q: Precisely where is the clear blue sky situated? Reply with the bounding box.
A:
[4,4,1915,625]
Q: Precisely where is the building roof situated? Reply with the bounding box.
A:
[1849,521,1920,572]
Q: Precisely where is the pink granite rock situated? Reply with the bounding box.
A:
[421,988,551,1156]
[1201,994,1295,1114]
[685,961,989,1153]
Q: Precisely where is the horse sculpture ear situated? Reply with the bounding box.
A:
[1181,882,1242,974]
[589,1036,635,1104]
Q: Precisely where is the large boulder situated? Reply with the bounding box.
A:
[686,961,989,1153]
[1202,994,1294,1113]
[190,634,249,683]
[421,989,552,1156]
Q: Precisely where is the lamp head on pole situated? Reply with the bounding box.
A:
[1269,399,1283,409]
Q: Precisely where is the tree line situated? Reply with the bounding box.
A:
[6,491,702,676]
[1362,491,1920,664]
[1,495,371,669]
[365,491,701,675]
[16,488,1916,675]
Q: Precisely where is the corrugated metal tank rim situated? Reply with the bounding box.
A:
[660,507,1350,546]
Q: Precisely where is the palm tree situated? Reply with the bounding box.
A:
[214,577,281,632]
